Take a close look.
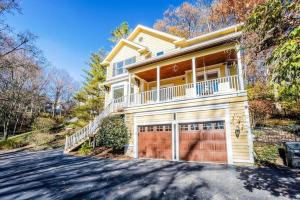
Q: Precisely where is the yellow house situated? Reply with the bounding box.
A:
[65,24,254,165]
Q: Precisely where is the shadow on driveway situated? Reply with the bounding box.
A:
[0,150,299,200]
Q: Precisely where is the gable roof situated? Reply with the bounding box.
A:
[127,25,184,42]
[102,38,147,64]
[102,25,184,65]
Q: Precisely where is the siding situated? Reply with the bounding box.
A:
[132,31,176,55]
[124,94,252,164]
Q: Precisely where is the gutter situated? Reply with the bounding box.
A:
[126,31,242,70]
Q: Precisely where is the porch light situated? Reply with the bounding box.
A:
[173,64,178,72]
[235,126,241,138]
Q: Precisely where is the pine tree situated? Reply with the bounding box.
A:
[72,49,107,127]
[109,22,131,43]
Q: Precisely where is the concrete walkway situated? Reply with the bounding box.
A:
[0,150,299,200]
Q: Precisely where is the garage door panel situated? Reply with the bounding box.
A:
[179,121,227,163]
[138,125,172,160]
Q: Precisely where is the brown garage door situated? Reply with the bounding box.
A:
[138,124,172,160]
[179,121,227,163]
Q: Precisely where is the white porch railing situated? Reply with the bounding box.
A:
[125,75,240,107]
[64,101,119,153]
[65,75,240,153]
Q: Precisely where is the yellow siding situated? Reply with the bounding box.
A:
[177,110,225,121]
[132,31,176,54]
[135,113,173,124]
[124,95,252,163]
[107,45,139,79]
[229,101,250,161]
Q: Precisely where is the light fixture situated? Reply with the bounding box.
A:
[173,64,178,72]
[235,126,241,138]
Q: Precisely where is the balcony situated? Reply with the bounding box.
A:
[112,75,241,110]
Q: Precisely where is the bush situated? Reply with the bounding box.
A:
[78,142,92,155]
[32,117,56,132]
[254,143,279,165]
[96,115,129,151]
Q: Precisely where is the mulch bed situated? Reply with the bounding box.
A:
[90,147,133,160]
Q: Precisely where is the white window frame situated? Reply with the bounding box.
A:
[196,68,220,81]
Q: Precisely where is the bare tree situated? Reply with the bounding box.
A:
[47,67,77,117]
[0,52,47,140]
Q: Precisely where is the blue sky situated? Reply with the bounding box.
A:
[7,0,185,82]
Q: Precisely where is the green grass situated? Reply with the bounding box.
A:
[0,129,68,151]
[0,131,35,150]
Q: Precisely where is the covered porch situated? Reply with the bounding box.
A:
[113,46,245,108]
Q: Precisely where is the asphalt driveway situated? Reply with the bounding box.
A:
[0,150,299,200]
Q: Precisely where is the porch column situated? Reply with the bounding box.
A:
[192,57,197,97]
[127,73,131,106]
[236,45,245,90]
[156,66,160,102]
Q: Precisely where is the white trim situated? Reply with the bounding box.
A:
[127,24,183,42]
[133,104,234,163]
[236,45,245,90]
[177,117,226,124]
[196,68,221,81]
[244,101,254,163]
[134,103,229,117]
[133,116,138,159]
[175,121,179,161]
[233,159,254,164]
[126,32,242,70]
[111,81,128,101]
[103,38,146,63]
[135,121,173,126]
[105,72,129,84]
[186,23,243,43]
[156,66,160,102]
[192,57,197,96]
[126,92,246,112]
[172,121,176,160]
[225,109,233,164]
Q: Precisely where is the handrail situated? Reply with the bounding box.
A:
[64,101,115,153]
[65,75,240,152]
[123,75,240,107]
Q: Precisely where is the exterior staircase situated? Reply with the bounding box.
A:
[64,101,123,153]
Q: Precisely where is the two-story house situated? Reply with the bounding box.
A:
[65,23,254,165]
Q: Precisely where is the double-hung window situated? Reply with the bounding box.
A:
[112,56,136,77]
[113,61,124,76]
[112,85,124,99]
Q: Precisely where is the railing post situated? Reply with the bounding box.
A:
[236,45,245,91]
[192,57,197,97]
[156,66,160,102]
[127,73,131,106]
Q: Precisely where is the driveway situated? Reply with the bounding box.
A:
[0,150,299,200]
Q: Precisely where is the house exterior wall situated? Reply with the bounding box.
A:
[124,94,253,165]
[107,45,139,79]
[132,31,176,55]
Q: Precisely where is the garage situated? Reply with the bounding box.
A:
[138,124,172,160]
[179,121,227,163]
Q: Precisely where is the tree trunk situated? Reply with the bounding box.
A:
[12,117,19,136]
[3,121,9,141]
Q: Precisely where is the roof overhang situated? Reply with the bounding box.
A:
[102,38,147,64]
[126,31,242,70]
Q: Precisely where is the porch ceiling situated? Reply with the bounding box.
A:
[136,50,236,82]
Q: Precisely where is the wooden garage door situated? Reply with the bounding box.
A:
[138,124,172,160]
[179,121,227,163]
